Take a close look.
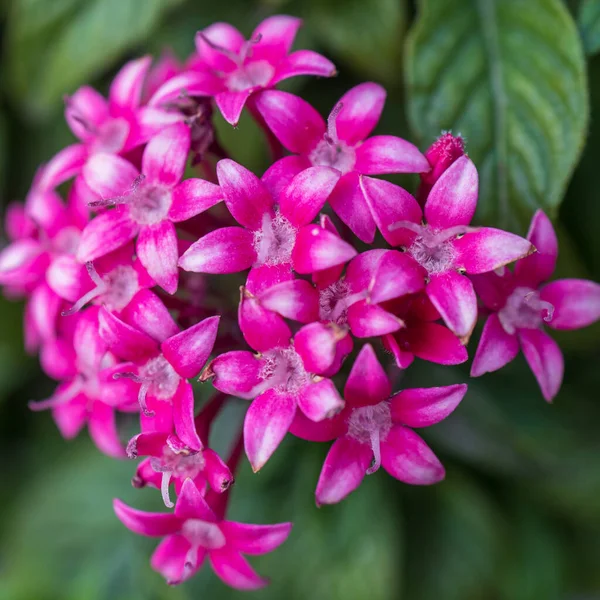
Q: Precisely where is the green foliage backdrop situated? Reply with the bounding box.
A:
[0,1,599,599]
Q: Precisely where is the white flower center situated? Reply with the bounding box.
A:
[498,286,554,335]
[182,519,226,549]
[253,212,297,267]
[227,60,275,92]
[309,138,356,174]
[260,347,310,395]
[140,355,180,400]
[129,184,172,225]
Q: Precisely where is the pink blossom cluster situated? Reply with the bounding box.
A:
[1,15,600,591]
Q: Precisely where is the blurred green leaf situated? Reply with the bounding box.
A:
[579,0,600,55]
[405,0,588,231]
[6,0,183,119]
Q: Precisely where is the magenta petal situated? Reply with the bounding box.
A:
[203,448,233,492]
[65,87,108,141]
[77,208,138,262]
[345,344,390,407]
[292,224,357,274]
[142,122,190,187]
[195,22,245,70]
[127,431,167,458]
[370,250,426,303]
[239,294,291,352]
[40,338,76,380]
[98,306,159,361]
[179,227,256,273]
[401,321,468,366]
[262,155,311,199]
[424,156,478,229]
[209,548,268,591]
[210,351,263,400]
[113,499,181,536]
[121,289,179,343]
[175,478,217,521]
[518,328,564,402]
[335,83,386,146]
[471,313,519,376]
[382,333,415,370]
[541,279,600,330]
[328,173,376,243]
[315,437,372,505]
[347,300,404,337]
[426,271,477,341]
[514,210,558,287]
[289,409,346,442]
[360,176,422,246]
[216,90,253,127]
[271,50,336,85]
[297,378,344,422]
[162,316,219,379]
[37,144,88,190]
[172,381,202,451]
[294,322,338,374]
[345,249,392,292]
[46,255,89,302]
[83,153,140,198]
[151,534,193,585]
[380,426,445,485]
[453,228,534,274]
[136,221,179,294]
[254,90,324,153]
[73,307,107,371]
[252,15,302,57]
[390,384,467,428]
[148,71,222,107]
[109,56,152,110]
[258,279,319,323]
[88,402,126,458]
[355,135,430,175]
[217,159,273,230]
[169,178,222,222]
[279,166,340,227]
[221,521,292,555]
[244,389,296,471]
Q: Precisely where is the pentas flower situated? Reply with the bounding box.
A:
[254,83,430,242]
[29,307,139,458]
[97,294,220,449]
[180,15,335,126]
[79,123,223,293]
[290,344,467,504]
[114,478,292,588]
[361,156,534,341]
[416,131,466,205]
[471,210,600,401]
[178,159,356,279]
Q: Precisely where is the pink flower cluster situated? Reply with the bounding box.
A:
[1,14,600,591]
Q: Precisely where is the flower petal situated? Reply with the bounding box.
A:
[399,321,468,366]
[355,135,430,175]
[179,227,256,273]
[239,293,291,353]
[148,71,222,107]
[65,87,108,142]
[289,408,347,442]
[221,521,292,555]
[344,344,391,407]
[142,122,190,187]
[470,313,519,376]
[252,15,302,57]
[83,153,140,199]
[292,224,357,274]
[88,401,126,458]
[369,250,426,304]
[244,389,296,472]
[297,378,344,422]
[109,56,152,110]
[271,50,336,85]
[262,155,311,198]
[380,425,445,484]
[209,351,263,400]
[37,144,88,191]
[334,83,386,146]
[518,328,564,402]
[203,448,234,492]
[169,178,222,222]
[209,548,269,591]
[215,90,253,127]
[120,289,179,343]
[294,322,340,375]
[175,478,217,521]
[541,279,600,330]
[258,278,319,323]
[315,437,372,505]
[151,534,194,585]
[113,499,181,536]
[195,22,245,71]
[136,221,179,294]
[347,300,404,337]
[172,382,202,451]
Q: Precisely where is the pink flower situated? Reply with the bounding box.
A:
[291,344,467,504]
[79,123,222,293]
[178,159,355,278]
[361,156,534,341]
[254,83,430,241]
[471,210,600,401]
[174,16,336,126]
[114,478,292,588]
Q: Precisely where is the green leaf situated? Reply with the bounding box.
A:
[405,0,588,231]
[579,0,600,55]
[5,0,183,119]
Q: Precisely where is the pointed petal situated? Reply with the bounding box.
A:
[83,153,140,199]
[426,271,477,341]
[514,210,558,287]
[244,389,296,471]
[400,321,468,366]
[73,306,107,371]
[360,175,422,246]
[172,381,202,451]
[46,255,89,302]
[390,384,467,428]
[262,155,311,198]
[355,135,430,175]
[37,144,88,190]
[40,338,77,380]
[88,402,126,458]
[469,270,514,311]
[239,294,291,352]
[162,316,219,378]
[289,408,347,442]
[246,263,294,295]
[292,224,357,274]
[175,478,217,520]
[65,86,108,142]
[209,548,269,591]
[137,221,179,294]
[294,322,339,374]
[209,351,263,400]
[142,122,190,187]
[113,499,181,536]
[215,90,253,127]
[271,50,336,85]
[344,344,390,407]
[297,378,344,422]
[383,332,415,369]
[334,83,386,146]
[345,249,387,292]
[369,250,426,303]
[203,448,234,492]
[169,178,222,222]
[253,90,324,153]
[221,521,292,555]
[121,289,179,342]
[541,279,600,330]
[178,227,256,273]
[252,15,302,57]
[453,228,534,274]
[148,71,222,107]
[258,278,319,323]
[347,300,404,337]
[470,313,519,376]
[315,437,372,505]
[195,22,245,71]
[424,156,478,228]
[109,56,152,110]
[127,431,168,458]
[518,328,564,402]
[151,534,194,585]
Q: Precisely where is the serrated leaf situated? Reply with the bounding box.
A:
[405,0,588,231]
[579,0,600,55]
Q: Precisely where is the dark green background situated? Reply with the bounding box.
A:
[1,1,599,598]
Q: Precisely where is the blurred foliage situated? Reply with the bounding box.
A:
[0,1,599,599]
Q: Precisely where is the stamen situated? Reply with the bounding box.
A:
[61,262,106,316]
[524,292,555,322]
[325,102,344,145]
[28,380,82,411]
[160,470,174,508]
[88,174,146,208]
[240,33,263,62]
[113,372,155,417]
[366,429,382,475]
[198,32,241,64]
[388,220,424,235]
